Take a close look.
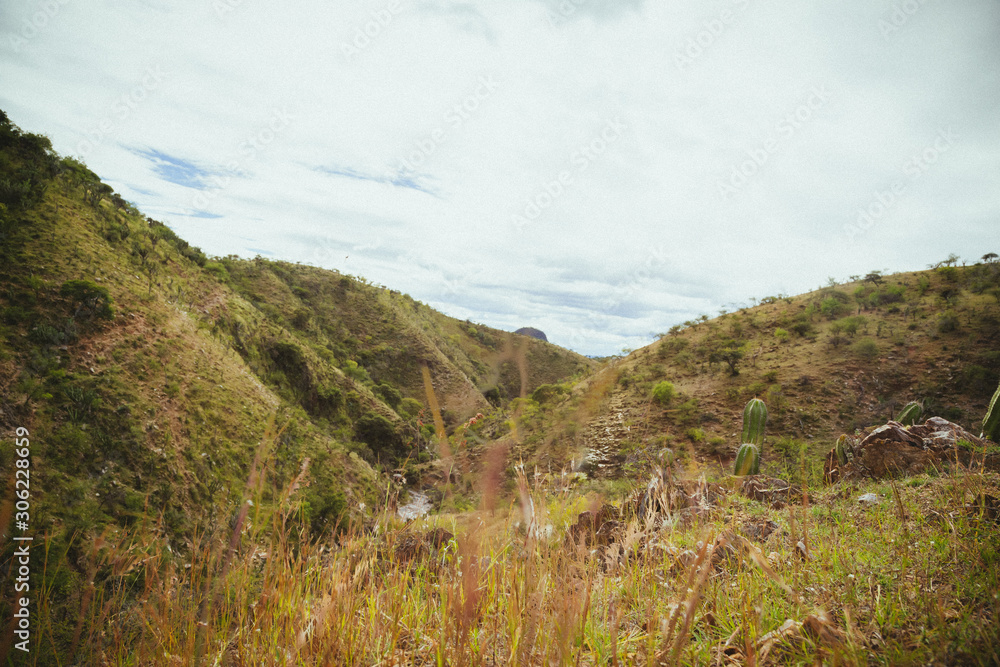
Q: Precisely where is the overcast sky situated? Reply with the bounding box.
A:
[2,0,999,355]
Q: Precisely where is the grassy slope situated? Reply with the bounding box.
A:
[0,169,591,522]
[513,268,1000,478]
[0,113,591,659]
[2,111,999,664]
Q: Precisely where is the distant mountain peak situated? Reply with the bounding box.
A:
[515,327,548,342]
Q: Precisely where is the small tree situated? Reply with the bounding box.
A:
[651,381,676,405]
[708,340,744,376]
[864,271,884,287]
[60,280,113,319]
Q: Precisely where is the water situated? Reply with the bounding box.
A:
[398,491,432,520]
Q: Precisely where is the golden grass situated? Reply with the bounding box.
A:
[16,460,1000,666]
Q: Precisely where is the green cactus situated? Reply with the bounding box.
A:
[734,443,760,476]
[896,401,922,426]
[742,398,768,448]
[983,380,1000,442]
[835,434,851,466]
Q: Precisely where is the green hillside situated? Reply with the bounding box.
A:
[0,107,590,634]
[508,265,1000,480]
[2,108,999,665]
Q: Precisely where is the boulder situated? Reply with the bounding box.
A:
[824,417,1000,482]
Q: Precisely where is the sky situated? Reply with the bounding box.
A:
[2,0,999,356]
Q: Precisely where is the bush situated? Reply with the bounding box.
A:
[820,297,848,320]
[530,383,566,404]
[836,315,866,337]
[852,338,880,360]
[706,436,727,455]
[937,312,960,334]
[354,413,401,460]
[651,381,676,405]
[685,427,705,443]
[343,360,371,384]
[789,318,813,337]
[375,383,402,409]
[398,397,423,419]
[60,280,113,319]
[773,328,789,342]
[204,261,229,280]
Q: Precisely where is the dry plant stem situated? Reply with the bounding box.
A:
[659,532,712,662]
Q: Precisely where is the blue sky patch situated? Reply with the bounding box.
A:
[132,148,214,189]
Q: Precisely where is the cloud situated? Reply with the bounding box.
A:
[2,0,998,356]
[130,148,217,190]
[313,164,438,195]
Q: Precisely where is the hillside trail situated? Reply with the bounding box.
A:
[580,392,634,477]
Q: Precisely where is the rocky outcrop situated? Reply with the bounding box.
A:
[824,417,1000,482]
[514,327,548,342]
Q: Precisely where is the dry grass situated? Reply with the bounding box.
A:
[16,456,1000,666]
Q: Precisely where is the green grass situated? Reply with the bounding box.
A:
[15,466,999,665]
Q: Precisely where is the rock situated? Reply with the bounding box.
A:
[514,327,548,342]
[566,504,620,547]
[858,493,878,504]
[824,417,1000,482]
[740,475,801,508]
[739,519,780,543]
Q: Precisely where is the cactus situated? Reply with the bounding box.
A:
[734,443,760,476]
[983,380,1000,442]
[835,434,851,466]
[742,398,768,448]
[896,401,922,426]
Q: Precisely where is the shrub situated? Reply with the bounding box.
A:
[836,315,866,337]
[706,436,727,455]
[852,338,880,360]
[917,275,931,295]
[936,265,958,283]
[820,297,848,320]
[937,312,960,334]
[789,318,813,337]
[685,427,705,443]
[354,413,401,460]
[60,279,113,319]
[375,383,402,409]
[343,360,371,384]
[651,381,676,405]
[531,383,567,405]
[204,261,229,280]
[773,328,789,342]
